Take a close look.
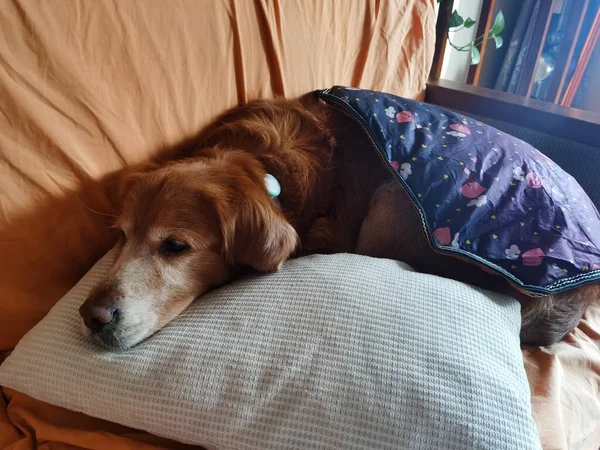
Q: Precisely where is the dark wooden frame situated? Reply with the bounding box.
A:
[514,0,555,97]
[544,0,590,103]
[425,78,600,147]
[561,6,600,106]
[465,0,495,85]
[430,0,454,79]
[427,2,600,146]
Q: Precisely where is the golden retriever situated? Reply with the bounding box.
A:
[80,95,598,349]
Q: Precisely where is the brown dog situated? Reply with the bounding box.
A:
[80,96,598,349]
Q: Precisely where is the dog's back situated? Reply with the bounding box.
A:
[195,97,393,254]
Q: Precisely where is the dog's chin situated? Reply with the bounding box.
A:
[80,322,153,351]
[91,330,140,351]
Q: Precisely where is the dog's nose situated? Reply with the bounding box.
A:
[80,303,119,332]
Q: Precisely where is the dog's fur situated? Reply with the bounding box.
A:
[80,96,598,349]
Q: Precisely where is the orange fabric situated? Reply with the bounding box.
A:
[524,299,600,450]
[1,1,600,448]
[0,0,436,447]
[0,0,435,352]
[1,388,202,450]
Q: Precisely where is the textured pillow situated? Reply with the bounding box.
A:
[0,248,541,449]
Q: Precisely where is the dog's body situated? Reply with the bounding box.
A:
[80,97,598,349]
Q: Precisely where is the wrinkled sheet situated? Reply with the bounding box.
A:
[524,301,600,450]
[3,1,599,449]
[0,0,435,448]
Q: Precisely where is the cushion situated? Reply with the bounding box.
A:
[0,248,541,449]
[316,86,600,297]
[0,250,539,449]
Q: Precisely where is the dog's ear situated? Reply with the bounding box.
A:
[219,189,298,273]
[105,161,159,208]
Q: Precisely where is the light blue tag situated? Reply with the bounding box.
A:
[265,173,281,199]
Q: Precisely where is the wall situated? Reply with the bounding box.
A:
[440,0,483,82]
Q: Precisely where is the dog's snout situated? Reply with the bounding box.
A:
[79,287,121,333]
[81,305,119,332]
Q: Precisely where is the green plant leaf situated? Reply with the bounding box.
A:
[464,18,476,29]
[470,45,481,65]
[489,10,505,36]
[494,35,503,49]
[449,10,464,28]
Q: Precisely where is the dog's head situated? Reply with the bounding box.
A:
[80,151,298,350]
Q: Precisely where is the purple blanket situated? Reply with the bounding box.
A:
[316,86,600,296]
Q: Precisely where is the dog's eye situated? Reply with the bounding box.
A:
[161,239,188,256]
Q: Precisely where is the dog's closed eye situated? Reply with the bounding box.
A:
[161,239,189,256]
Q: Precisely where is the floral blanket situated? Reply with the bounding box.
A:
[316,86,600,296]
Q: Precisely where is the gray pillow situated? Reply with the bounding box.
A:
[0,248,541,449]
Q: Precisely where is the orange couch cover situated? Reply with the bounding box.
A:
[0,0,435,448]
[4,2,599,449]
